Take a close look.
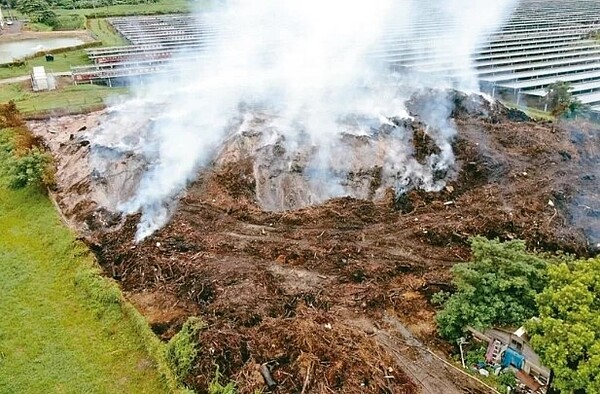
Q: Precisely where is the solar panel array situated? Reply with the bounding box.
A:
[73,1,600,114]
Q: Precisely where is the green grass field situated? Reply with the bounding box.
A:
[87,18,128,46]
[0,129,167,393]
[0,83,128,116]
[0,50,91,80]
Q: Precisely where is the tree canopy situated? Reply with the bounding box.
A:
[435,237,548,341]
[528,258,600,394]
[16,0,58,25]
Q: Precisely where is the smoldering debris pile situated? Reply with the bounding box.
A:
[216,112,453,212]
[28,89,600,394]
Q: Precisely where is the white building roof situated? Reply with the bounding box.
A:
[32,66,47,79]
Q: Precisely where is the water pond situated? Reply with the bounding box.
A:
[0,37,85,64]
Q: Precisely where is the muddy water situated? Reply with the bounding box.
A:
[0,37,84,63]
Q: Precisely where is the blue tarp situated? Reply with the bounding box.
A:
[502,347,525,369]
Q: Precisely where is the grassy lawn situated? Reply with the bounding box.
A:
[0,50,91,80]
[87,18,128,46]
[23,22,55,32]
[0,83,128,116]
[0,130,167,393]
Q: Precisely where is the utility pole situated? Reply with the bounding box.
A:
[457,337,467,369]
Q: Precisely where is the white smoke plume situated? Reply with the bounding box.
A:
[99,0,517,241]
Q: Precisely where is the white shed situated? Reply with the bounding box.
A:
[31,66,56,91]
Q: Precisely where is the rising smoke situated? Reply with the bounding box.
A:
[99,0,517,241]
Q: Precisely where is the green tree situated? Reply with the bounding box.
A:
[528,258,600,394]
[16,0,57,26]
[544,81,589,120]
[434,237,548,341]
[33,7,58,25]
[16,0,46,14]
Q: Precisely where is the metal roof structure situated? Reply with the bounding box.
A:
[72,0,600,114]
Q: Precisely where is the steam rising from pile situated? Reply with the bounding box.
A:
[97,0,516,241]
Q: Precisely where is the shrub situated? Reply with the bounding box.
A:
[0,101,24,129]
[12,127,43,154]
[0,103,56,189]
[497,370,517,390]
[165,317,206,383]
[7,148,55,189]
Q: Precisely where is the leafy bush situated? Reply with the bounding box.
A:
[544,81,590,120]
[435,237,548,341]
[55,14,85,30]
[497,370,516,390]
[464,343,487,367]
[6,148,55,189]
[165,317,206,383]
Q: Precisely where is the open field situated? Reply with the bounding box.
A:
[0,82,128,117]
[0,129,167,393]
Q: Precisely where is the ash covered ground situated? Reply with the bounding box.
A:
[30,91,600,394]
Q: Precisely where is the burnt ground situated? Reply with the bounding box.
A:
[29,92,600,394]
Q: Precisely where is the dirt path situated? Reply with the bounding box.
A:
[0,71,72,85]
[0,29,94,43]
[373,314,499,394]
